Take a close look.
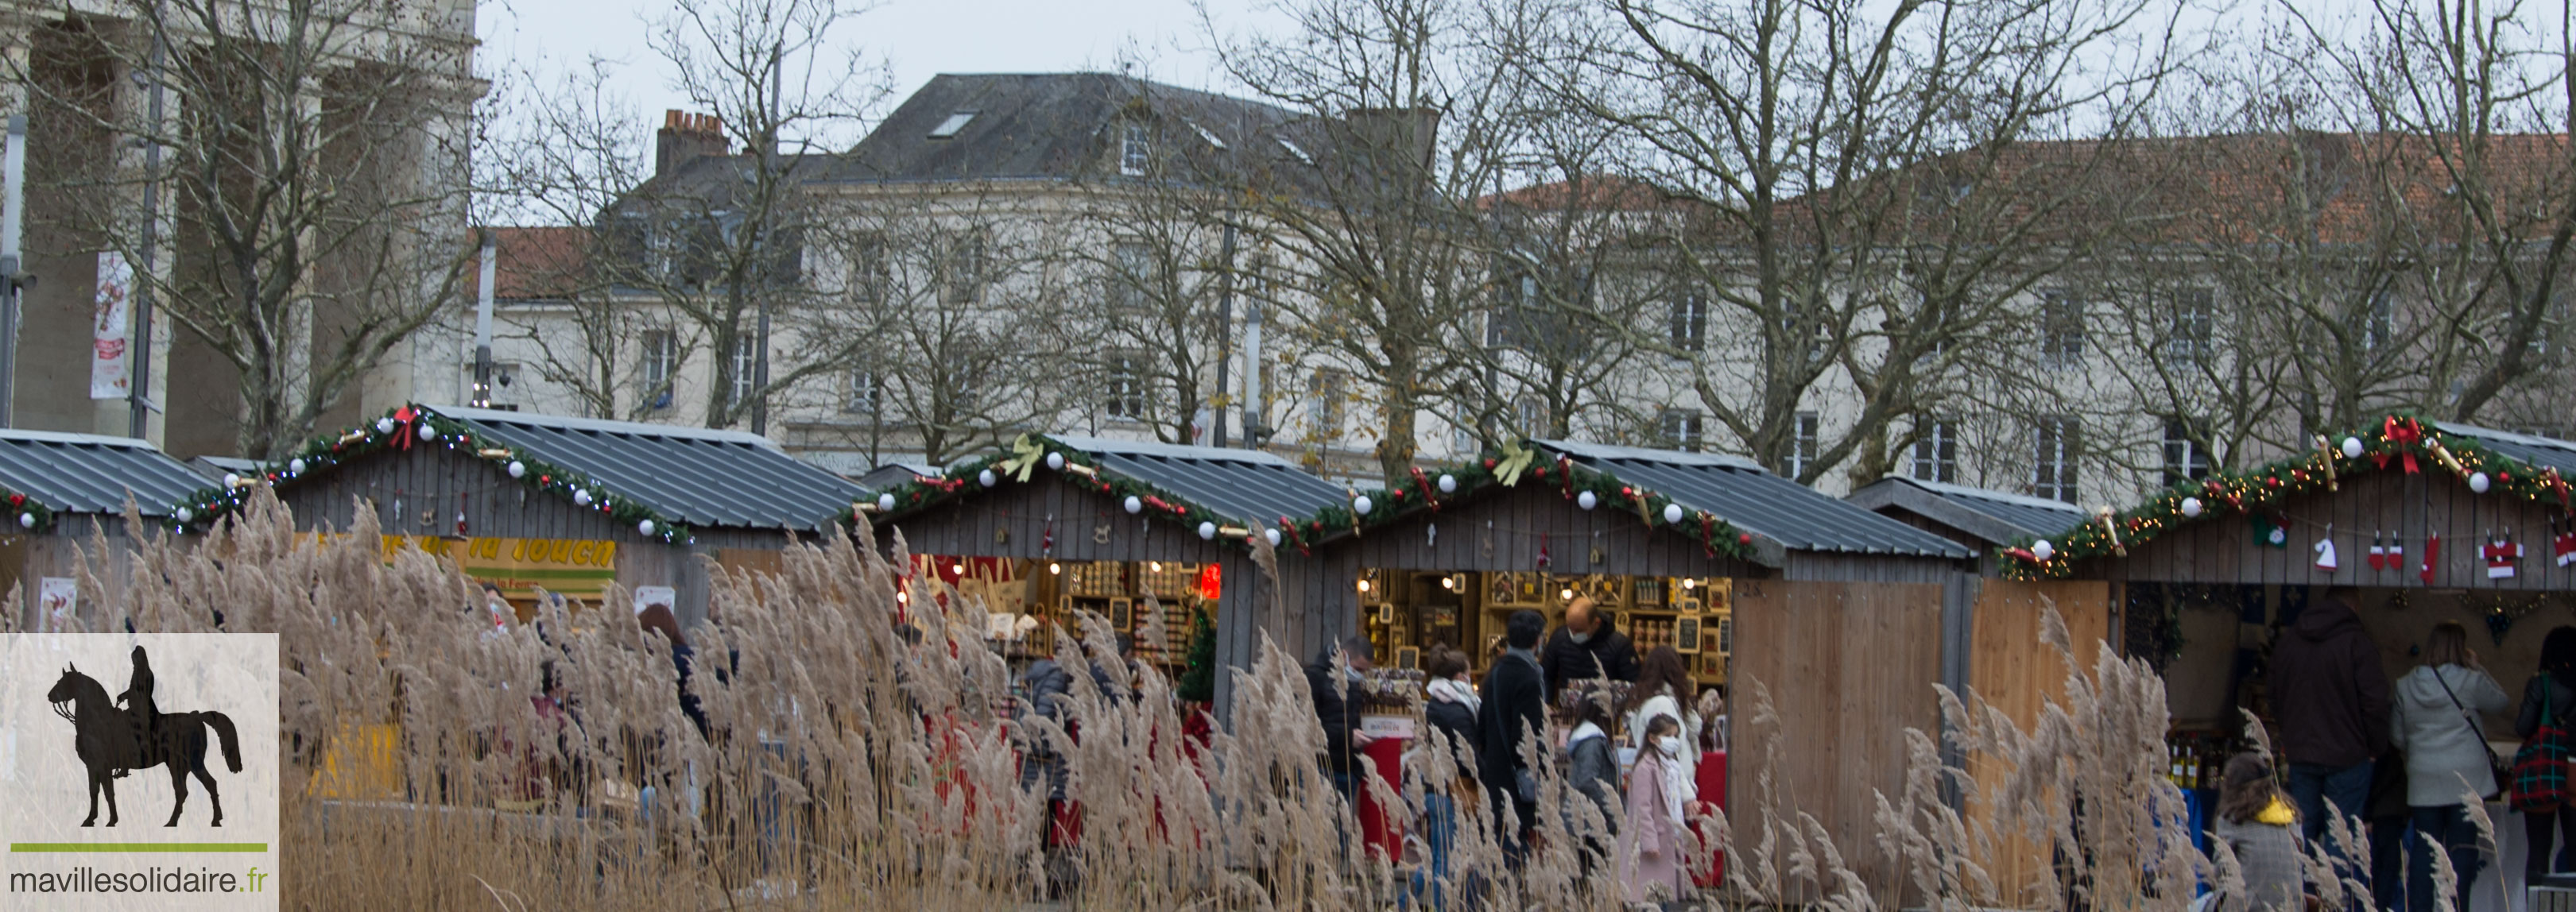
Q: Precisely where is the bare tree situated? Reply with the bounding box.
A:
[19,1,481,458]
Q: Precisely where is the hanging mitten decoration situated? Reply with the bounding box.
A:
[2554,516,2576,568]
[2483,532,2524,580]
[2252,512,2290,548]
[2368,531,2388,571]
[2313,532,2339,573]
[2421,531,2442,585]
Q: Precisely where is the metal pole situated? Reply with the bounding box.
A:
[1241,299,1263,446]
[471,232,496,407]
[1211,223,1236,448]
[0,114,27,428]
[130,5,166,438]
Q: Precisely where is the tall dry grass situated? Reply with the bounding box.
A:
[8,492,2380,910]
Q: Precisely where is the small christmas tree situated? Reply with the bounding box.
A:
[1176,606,1216,703]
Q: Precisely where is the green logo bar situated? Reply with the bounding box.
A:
[10,843,269,853]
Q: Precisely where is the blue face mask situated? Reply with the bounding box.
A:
[1569,630,1592,645]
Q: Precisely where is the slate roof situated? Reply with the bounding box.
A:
[825,73,1316,185]
[1535,440,1972,558]
[0,430,208,518]
[1046,435,1350,527]
[1846,476,2090,546]
[2436,422,2576,477]
[425,406,870,532]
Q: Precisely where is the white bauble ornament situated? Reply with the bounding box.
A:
[1576,490,1598,510]
[1123,495,1143,515]
[417,423,436,441]
[507,461,525,479]
[877,493,897,512]
[2342,436,2365,459]
[978,468,997,488]
[1663,503,1685,524]
[2470,472,2492,493]
[2032,539,2055,561]
[1198,521,1217,540]
[377,417,396,434]
[1045,452,1066,471]
[1265,528,1283,546]
[223,473,239,489]
[175,507,192,524]
[2181,497,2203,518]
[1352,495,1373,516]
[289,458,306,475]
[573,489,594,506]
[1437,473,1458,493]
[638,520,657,536]
[17,512,33,529]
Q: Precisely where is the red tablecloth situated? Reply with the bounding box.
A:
[1358,736,1409,862]
[1694,750,1728,887]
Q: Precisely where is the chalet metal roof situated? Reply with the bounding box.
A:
[1846,476,2090,546]
[827,73,1313,184]
[0,430,207,518]
[1535,439,1973,558]
[2435,423,2576,477]
[1047,435,1350,527]
[426,406,870,532]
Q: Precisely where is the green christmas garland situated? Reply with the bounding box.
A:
[2,485,57,533]
[2001,415,2576,580]
[168,404,699,545]
[1303,446,1763,562]
[850,434,1266,551]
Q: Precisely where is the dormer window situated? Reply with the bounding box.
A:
[929,110,977,139]
[1277,137,1314,165]
[1187,120,1226,149]
[1121,122,1151,176]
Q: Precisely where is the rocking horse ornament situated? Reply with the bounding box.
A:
[45,646,244,827]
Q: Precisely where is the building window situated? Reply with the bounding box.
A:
[2162,418,2213,485]
[1308,369,1347,441]
[1106,354,1145,419]
[641,330,678,409]
[1121,122,1151,176]
[939,232,987,305]
[2167,288,2214,361]
[2039,290,2085,368]
[1911,419,1958,484]
[1659,408,1704,452]
[848,232,889,305]
[2033,416,2080,504]
[929,110,977,139]
[2363,290,2396,351]
[731,334,758,406]
[1669,288,1709,353]
[1111,241,1154,312]
[1513,396,1547,437]
[1784,412,1819,481]
[846,368,879,416]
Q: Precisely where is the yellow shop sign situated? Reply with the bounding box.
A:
[371,535,620,600]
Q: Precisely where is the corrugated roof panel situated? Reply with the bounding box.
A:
[0,431,207,517]
[1071,442,1350,526]
[432,406,868,531]
[1920,482,2090,539]
[2436,423,2576,477]
[1537,441,1970,558]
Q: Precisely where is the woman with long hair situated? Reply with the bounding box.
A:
[2211,752,2303,910]
[2392,620,2512,912]
[2517,626,2576,881]
[1625,646,1702,770]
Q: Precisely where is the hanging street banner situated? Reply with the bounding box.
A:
[2,632,281,910]
[91,252,133,400]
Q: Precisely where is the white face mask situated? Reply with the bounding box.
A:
[1656,736,1686,758]
[1569,629,1592,645]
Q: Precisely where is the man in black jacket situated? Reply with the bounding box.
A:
[2268,587,2388,844]
[1479,609,1550,866]
[1538,596,1639,695]
[1306,634,1377,798]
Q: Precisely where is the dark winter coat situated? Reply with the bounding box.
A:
[1307,656,1364,777]
[1478,648,1549,828]
[1538,621,1640,695]
[2268,601,2390,768]
[2518,671,2576,739]
[1423,691,1482,789]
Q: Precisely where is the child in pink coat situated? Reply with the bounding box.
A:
[1620,715,1691,903]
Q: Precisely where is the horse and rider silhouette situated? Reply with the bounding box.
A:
[45,646,242,827]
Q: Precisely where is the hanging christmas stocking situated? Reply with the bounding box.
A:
[2484,535,2524,580]
[2387,536,2404,571]
[2368,531,2388,571]
[2313,536,2339,572]
[2421,532,2441,585]
[2252,513,2290,548]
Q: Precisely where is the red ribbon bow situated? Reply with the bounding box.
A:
[2376,416,2421,474]
[393,405,419,450]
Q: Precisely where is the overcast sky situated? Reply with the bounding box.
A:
[479,0,1269,146]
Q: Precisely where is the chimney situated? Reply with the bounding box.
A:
[656,110,730,177]
[1342,106,1442,173]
